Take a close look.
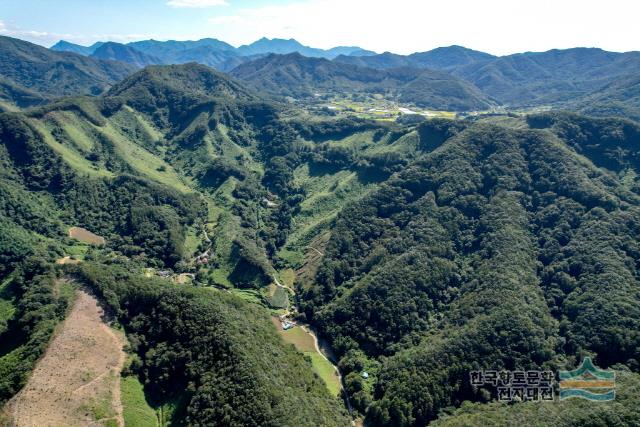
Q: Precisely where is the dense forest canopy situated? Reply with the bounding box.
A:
[0,33,639,426]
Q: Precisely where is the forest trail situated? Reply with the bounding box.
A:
[5,289,125,427]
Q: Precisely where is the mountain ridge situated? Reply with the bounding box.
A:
[230,52,494,110]
[0,36,136,108]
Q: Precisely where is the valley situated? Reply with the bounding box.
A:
[0,21,639,427]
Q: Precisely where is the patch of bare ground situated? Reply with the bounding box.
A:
[296,231,331,289]
[68,227,105,246]
[55,256,80,265]
[5,290,125,427]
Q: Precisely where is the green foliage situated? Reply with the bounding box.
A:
[121,375,159,427]
[302,118,640,425]
[73,261,349,426]
[0,260,74,404]
[527,112,640,172]
[432,369,640,427]
[0,35,134,107]
[230,53,493,111]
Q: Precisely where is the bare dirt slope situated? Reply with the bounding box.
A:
[6,290,125,427]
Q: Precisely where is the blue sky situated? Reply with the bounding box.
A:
[1,0,639,55]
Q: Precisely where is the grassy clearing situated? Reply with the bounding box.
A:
[307,353,342,397]
[55,279,76,302]
[279,269,297,289]
[66,242,90,258]
[0,299,14,334]
[281,327,316,352]
[183,226,201,259]
[216,125,263,175]
[203,178,247,286]
[128,107,164,142]
[263,285,289,309]
[121,376,158,427]
[228,289,263,305]
[97,123,191,193]
[279,326,342,397]
[281,164,376,263]
[54,111,95,152]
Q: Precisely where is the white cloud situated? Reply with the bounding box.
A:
[206,0,640,55]
[0,20,154,48]
[167,0,228,8]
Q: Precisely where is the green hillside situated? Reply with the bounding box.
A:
[0,53,639,427]
[0,36,136,108]
[230,53,494,111]
[301,114,640,425]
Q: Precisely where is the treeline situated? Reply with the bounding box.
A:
[0,257,74,404]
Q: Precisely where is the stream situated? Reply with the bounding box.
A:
[272,274,354,416]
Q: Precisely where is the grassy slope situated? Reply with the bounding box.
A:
[279,129,418,267]
[29,108,192,192]
[29,119,112,178]
[120,376,158,427]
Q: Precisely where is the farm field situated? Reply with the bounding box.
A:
[276,322,342,397]
[313,95,458,121]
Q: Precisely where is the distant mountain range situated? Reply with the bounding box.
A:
[51,37,376,71]
[342,46,640,108]
[0,34,624,118]
[91,42,163,68]
[334,45,496,70]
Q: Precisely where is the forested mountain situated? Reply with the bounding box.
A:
[2,31,640,427]
[230,53,494,110]
[0,36,135,108]
[451,48,640,106]
[299,113,640,425]
[44,35,640,115]
[574,73,640,121]
[335,46,640,113]
[334,45,495,70]
[50,36,375,71]
[128,38,242,70]
[90,42,164,68]
[0,63,354,425]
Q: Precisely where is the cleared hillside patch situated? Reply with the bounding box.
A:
[29,119,113,178]
[6,290,126,426]
[96,122,191,193]
[69,226,105,245]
